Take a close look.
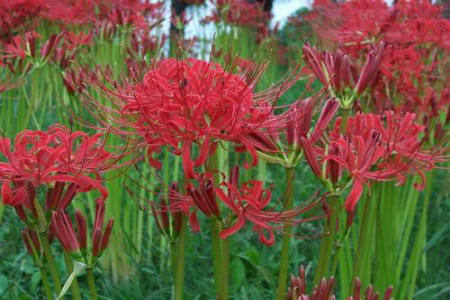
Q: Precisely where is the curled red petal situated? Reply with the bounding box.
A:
[345,179,364,212]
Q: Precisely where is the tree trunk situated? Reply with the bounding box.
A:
[255,0,273,13]
[170,0,188,56]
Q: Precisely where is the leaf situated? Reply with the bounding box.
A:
[423,224,450,252]
[0,273,8,294]
[31,271,41,290]
[57,261,87,300]
[230,258,246,292]
[242,247,260,267]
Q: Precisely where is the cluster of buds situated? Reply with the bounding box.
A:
[286,265,393,300]
[22,227,42,260]
[249,98,339,173]
[0,31,67,91]
[151,183,184,240]
[51,202,114,265]
[303,42,386,109]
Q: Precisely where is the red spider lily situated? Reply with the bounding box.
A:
[292,98,340,179]
[164,167,324,244]
[286,265,335,300]
[51,202,114,262]
[80,57,302,178]
[310,0,450,52]
[0,124,121,224]
[204,0,270,28]
[307,0,450,116]
[0,31,64,85]
[159,173,220,233]
[22,227,41,256]
[127,30,164,60]
[216,166,323,245]
[41,0,163,29]
[349,278,393,300]
[286,265,393,300]
[0,31,39,60]
[308,0,390,49]
[151,182,184,239]
[246,98,339,169]
[302,42,385,106]
[322,112,447,213]
[186,174,221,218]
[0,0,44,38]
[64,31,93,50]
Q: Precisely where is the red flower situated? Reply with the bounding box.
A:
[0,0,44,38]
[216,166,323,246]
[151,182,184,239]
[303,42,385,104]
[308,0,450,116]
[0,124,117,218]
[1,31,39,60]
[323,112,447,212]
[22,227,41,256]
[286,265,393,300]
[82,57,301,178]
[164,167,323,244]
[204,0,270,28]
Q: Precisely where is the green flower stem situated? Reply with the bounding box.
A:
[170,241,177,276]
[210,220,225,299]
[207,146,229,300]
[399,173,433,300]
[62,252,82,300]
[0,203,4,223]
[222,237,230,300]
[313,194,340,285]
[275,167,295,300]
[38,232,63,298]
[174,216,187,300]
[39,265,54,300]
[340,108,350,133]
[352,188,377,288]
[86,268,98,300]
[338,237,351,298]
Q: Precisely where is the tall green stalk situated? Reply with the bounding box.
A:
[207,149,229,300]
[210,219,227,300]
[399,173,433,300]
[39,232,64,299]
[174,216,187,300]
[39,265,54,300]
[313,194,341,284]
[86,268,98,300]
[62,252,82,300]
[275,167,295,300]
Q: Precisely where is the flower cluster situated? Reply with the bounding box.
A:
[307,0,450,116]
[51,202,114,263]
[82,57,301,179]
[0,0,163,36]
[286,265,393,300]
[302,111,446,214]
[204,0,270,28]
[0,125,115,221]
[303,42,386,108]
[0,124,120,270]
[165,167,323,246]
